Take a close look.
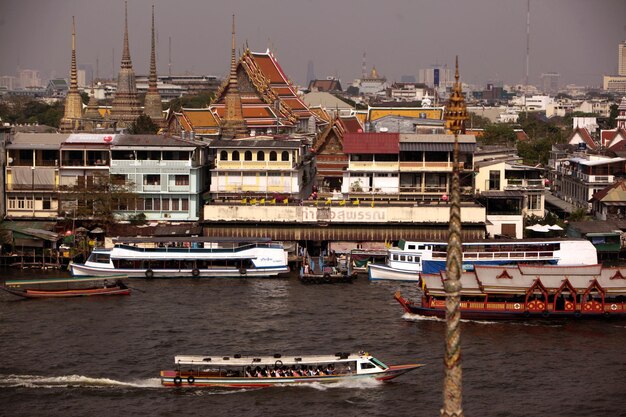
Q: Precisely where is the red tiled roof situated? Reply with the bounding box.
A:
[590,180,626,202]
[342,133,399,154]
[606,128,626,149]
[567,127,596,150]
[339,117,363,133]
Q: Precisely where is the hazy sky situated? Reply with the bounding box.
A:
[1,0,625,88]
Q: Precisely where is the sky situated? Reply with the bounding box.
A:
[1,0,625,89]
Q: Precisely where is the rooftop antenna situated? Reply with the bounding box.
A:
[362,51,367,79]
[525,0,530,94]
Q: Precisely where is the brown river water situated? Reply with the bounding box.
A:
[1,269,625,417]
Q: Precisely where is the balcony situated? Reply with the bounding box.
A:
[110,160,191,168]
[348,161,399,171]
[399,161,466,172]
[504,178,545,190]
[216,161,292,170]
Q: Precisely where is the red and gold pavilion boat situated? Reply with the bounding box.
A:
[395,264,626,320]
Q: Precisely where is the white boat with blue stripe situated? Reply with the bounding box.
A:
[368,238,598,282]
[70,237,289,278]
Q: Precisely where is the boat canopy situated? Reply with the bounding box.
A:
[113,236,274,244]
[174,353,368,367]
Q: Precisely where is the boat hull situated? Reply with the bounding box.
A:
[1,286,130,299]
[368,264,419,282]
[394,293,626,321]
[159,364,422,388]
[70,263,289,278]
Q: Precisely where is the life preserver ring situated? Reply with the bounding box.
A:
[574,311,581,318]
[173,376,182,385]
[611,304,618,311]
[239,268,247,275]
[191,268,200,277]
[323,273,331,283]
[274,360,283,368]
[145,269,154,279]
[542,311,550,318]
[187,375,195,384]
[513,303,521,310]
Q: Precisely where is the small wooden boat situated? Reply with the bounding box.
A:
[299,255,357,284]
[160,352,423,388]
[1,275,131,299]
[395,264,626,320]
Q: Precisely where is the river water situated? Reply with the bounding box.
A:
[1,270,625,417]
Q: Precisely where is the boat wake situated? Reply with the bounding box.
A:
[289,378,382,391]
[0,374,162,389]
[402,312,498,325]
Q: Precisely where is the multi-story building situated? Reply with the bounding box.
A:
[5,133,208,222]
[619,40,626,77]
[109,134,208,222]
[340,133,475,199]
[5,133,64,219]
[207,136,312,201]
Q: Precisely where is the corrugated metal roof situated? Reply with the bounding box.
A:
[343,133,399,154]
[6,133,68,149]
[400,142,476,152]
[399,134,476,144]
[209,139,301,149]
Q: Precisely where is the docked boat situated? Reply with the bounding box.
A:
[70,237,290,278]
[160,352,423,388]
[1,275,130,299]
[394,264,626,320]
[299,255,357,284]
[369,238,598,282]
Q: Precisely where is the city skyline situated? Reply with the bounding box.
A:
[1,0,625,89]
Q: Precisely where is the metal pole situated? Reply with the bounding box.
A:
[441,56,467,417]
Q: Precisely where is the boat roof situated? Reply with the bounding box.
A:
[112,236,274,244]
[4,275,128,287]
[174,352,371,367]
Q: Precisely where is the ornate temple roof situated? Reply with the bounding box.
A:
[110,2,142,129]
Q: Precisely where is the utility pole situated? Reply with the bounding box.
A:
[441,56,467,417]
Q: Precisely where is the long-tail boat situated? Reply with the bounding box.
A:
[395,264,626,320]
[1,275,130,299]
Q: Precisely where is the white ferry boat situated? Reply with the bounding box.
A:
[70,237,289,278]
[160,352,423,388]
[368,238,598,282]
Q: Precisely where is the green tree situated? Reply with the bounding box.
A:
[607,104,619,129]
[60,172,138,229]
[467,112,491,129]
[167,92,213,112]
[567,208,589,222]
[479,123,517,146]
[127,114,159,134]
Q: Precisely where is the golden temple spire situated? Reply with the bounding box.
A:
[59,16,83,132]
[445,56,468,135]
[220,14,247,139]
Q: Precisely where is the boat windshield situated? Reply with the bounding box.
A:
[87,252,111,264]
[369,357,388,369]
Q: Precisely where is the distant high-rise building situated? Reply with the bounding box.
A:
[619,40,626,76]
[0,76,18,90]
[19,69,42,88]
[306,60,315,86]
[540,72,560,94]
[419,66,450,89]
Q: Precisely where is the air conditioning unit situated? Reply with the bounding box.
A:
[163,213,171,218]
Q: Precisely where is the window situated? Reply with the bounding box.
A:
[112,174,126,185]
[232,151,240,161]
[489,171,501,190]
[220,151,228,161]
[269,151,277,161]
[528,194,541,211]
[281,151,289,161]
[181,198,189,211]
[257,151,265,161]
[244,151,252,161]
[144,175,160,186]
[360,362,376,370]
[154,198,160,211]
[42,197,51,210]
[145,199,153,210]
[162,199,170,211]
[174,175,189,186]
[171,199,180,211]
